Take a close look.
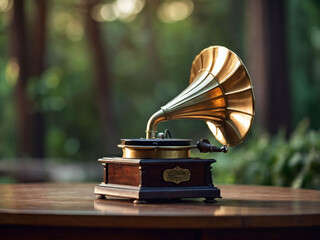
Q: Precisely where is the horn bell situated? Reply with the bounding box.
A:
[146,46,255,147]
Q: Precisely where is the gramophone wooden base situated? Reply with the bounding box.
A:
[94,157,221,202]
[95,184,220,201]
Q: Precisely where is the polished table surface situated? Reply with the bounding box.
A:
[1,183,320,230]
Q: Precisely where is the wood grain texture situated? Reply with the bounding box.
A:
[0,183,320,229]
[107,164,140,186]
[99,158,216,190]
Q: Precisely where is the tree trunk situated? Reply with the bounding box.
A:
[144,0,162,78]
[84,0,117,154]
[246,0,268,130]
[11,0,33,156]
[264,0,291,134]
[31,0,47,158]
[247,0,291,134]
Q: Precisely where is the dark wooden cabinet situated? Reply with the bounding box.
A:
[95,158,220,201]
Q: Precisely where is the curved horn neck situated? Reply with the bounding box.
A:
[146,109,166,139]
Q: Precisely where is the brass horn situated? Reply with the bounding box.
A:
[146,46,255,147]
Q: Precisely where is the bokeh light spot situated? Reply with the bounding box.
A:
[91,0,145,23]
[0,0,13,12]
[45,68,62,89]
[5,58,19,85]
[65,19,84,42]
[157,0,194,23]
[91,4,105,22]
[100,3,118,22]
[311,27,320,50]
[53,12,72,32]
[115,0,145,16]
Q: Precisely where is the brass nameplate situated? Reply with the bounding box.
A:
[163,166,191,184]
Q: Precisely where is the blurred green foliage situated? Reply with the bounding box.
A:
[213,119,320,189]
[0,176,16,184]
[288,0,320,129]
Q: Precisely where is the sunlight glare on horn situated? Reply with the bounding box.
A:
[211,47,228,76]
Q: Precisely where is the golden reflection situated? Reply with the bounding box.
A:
[211,47,229,76]
[94,198,311,217]
[0,185,15,209]
[94,199,221,215]
[214,205,254,216]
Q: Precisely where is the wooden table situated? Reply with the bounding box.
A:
[0,183,319,240]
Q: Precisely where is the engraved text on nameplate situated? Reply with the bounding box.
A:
[163,165,191,184]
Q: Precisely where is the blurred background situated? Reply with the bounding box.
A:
[0,0,319,188]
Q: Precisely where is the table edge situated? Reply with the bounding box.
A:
[1,212,320,229]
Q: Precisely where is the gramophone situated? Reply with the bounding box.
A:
[94,46,255,203]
